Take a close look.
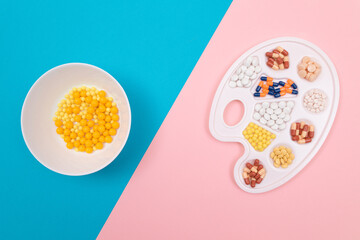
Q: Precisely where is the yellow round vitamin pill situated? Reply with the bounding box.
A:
[112,122,119,129]
[55,120,63,127]
[64,136,71,143]
[83,126,90,133]
[96,142,103,150]
[99,136,105,143]
[105,123,112,130]
[66,142,74,149]
[112,114,119,121]
[109,128,116,136]
[85,147,93,154]
[85,133,92,140]
[98,125,105,133]
[105,136,112,143]
[70,132,77,139]
[56,127,64,134]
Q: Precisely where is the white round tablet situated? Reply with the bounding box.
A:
[271,102,278,109]
[283,114,290,122]
[264,113,270,120]
[252,57,259,66]
[267,119,275,126]
[278,101,286,108]
[283,107,291,113]
[231,74,238,81]
[266,108,273,115]
[276,118,284,125]
[259,108,266,116]
[260,117,267,125]
[254,103,262,112]
[287,101,295,108]
[274,108,282,115]
[262,102,270,108]
[253,112,261,120]
[229,81,236,88]
[271,114,278,120]
[271,124,279,130]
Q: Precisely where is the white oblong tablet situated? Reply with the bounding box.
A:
[274,108,282,115]
[252,56,259,66]
[236,80,243,87]
[276,118,283,125]
[271,114,278,120]
[259,108,266,116]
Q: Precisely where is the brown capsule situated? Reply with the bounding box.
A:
[244,178,250,185]
[251,179,256,188]
[266,52,274,58]
[284,61,289,69]
[296,122,300,129]
[282,49,289,56]
[292,135,300,141]
[243,167,251,173]
[295,129,299,135]
[254,159,260,166]
[272,65,279,70]
[273,49,280,54]
[300,121,305,129]
[246,163,253,169]
[301,130,308,138]
[258,169,266,176]
[249,172,256,178]
[305,137,312,143]
[276,58,284,64]
[256,178,263,184]
[242,172,249,179]
[299,129,302,135]
[267,61,274,68]
[279,53,285,59]
[309,125,315,138]
[255,173,261,180]
[257,165,263,171]
[303,125,309,132]
[290,130,296,136]
[298,139,306,144]
[268,57,275,63]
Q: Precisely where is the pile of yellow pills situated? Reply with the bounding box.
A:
[270,146,295,168]
[53,86,120,153]
[242,122,276,152]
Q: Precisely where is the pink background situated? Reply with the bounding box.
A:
[99,0,360,239]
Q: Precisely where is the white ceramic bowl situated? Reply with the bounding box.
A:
[21,63,131,176]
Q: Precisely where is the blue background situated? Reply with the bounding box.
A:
[0,0,231,239]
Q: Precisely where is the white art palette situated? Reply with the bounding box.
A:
[209,37,339,193]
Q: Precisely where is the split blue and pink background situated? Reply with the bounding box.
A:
[2,1,360,239]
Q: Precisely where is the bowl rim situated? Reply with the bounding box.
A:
[21,62,132,176]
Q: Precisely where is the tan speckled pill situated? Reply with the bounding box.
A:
[298,69,307,78]
[309,74,316,82]
[305,72,312,80]
[302,56,311,64]
[298,63,307,70]
[307,64,316,73]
